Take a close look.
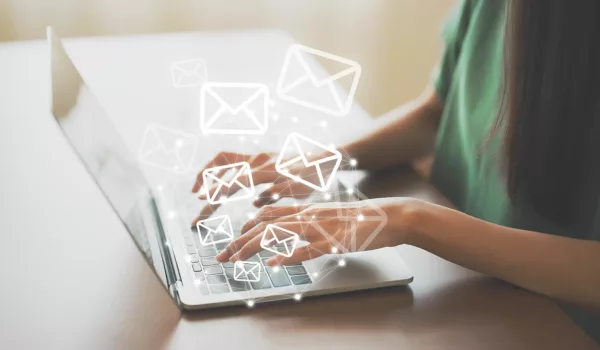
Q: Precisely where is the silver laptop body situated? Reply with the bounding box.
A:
[48,27,413,310]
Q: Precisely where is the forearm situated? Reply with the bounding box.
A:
[340,86,444,172]
[405,201,600,312]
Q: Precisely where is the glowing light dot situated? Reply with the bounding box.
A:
[165,241,171,247]
[296,215,301,220]
[239,136,245,142]
[253,139,259,145]
[311,215,316,219]
[347,188,354,195]
[246,300,255,308]
[176,139,184,148]
[291,116,299,123]
[331,247,338,254]
[350,159,358,166]
[220,195,228,201]
[313,272,319,277]
[273,266,281,273]
[194,279,202,285]
[324,193,332,200]
[320,120,328,128]
[168,211,177,219]
[247,212,256,219]
[272,113,280,121]
[157,185,164,192]
[255,196,260,200]
[357,214,365,222]
[307,152,312,156]
[272,193,280,200]
[338,259,346,267]
[293,293,302,301]
[329,144,336,149]
[293,202,299,207]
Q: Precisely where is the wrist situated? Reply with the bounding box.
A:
[390,198,433,247]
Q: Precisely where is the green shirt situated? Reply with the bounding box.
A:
[430,0,599,342]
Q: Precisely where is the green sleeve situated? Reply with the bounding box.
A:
[433,0,473,101]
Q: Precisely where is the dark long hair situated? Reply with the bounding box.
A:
[496,0,600,227]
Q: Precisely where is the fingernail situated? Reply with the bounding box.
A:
[230,254,239,262]
[215,251,226,261]
[266,258,278,266]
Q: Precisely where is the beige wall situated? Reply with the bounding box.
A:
[0,0,454,116]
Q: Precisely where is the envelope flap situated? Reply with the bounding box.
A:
[293,45,359,86]
[204,84,266,114]
[173,59,205,76]
[290,133,340,166]
[204,162,250,187]
[268,225,298,242]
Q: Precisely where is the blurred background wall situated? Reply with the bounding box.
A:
[0,0,454,116]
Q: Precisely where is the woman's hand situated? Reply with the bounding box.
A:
[191,151,340,225]
[215,197,425,266]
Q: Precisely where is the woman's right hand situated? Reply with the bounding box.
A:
[191,151,322,225]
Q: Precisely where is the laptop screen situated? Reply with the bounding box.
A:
[48,29,162,278]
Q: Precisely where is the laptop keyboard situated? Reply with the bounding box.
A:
[183,224,312,296]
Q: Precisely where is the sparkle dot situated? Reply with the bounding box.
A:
[272,193,280,200]
[312,272,319,277]
[324,193,332,200]
[194,279,202,285]
[255,196,260,200]
[246,300,255,308]
[247,212,256,219]
[347,188,354,195]
[350,159,358,166]
[253,139,259,145]
[293,202,299,207]
[239,136,245,142]
[296,215,301,220]
[168,211,177,219]
[357,214,365,222]
[220,195,228,201]
[272,113,280,121]
[320,120,328,128]
[331,247,338,254]
[293,293,302,301]
[329,144,336,149]
[176,139,184,148]
[311,215,316,219]
[157,185,164,192]
[338,259,346,267]
[307,152,312,156]
[273,266,281,273]
[291,116,298,123]
[165,241,171,247]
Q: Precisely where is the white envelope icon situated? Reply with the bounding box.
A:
[200,82,269,135]
[171,58,207,88]
[138,124,199,174]
[202,161,255,204]
[277,44,361,116]
[195,215,234,246]
[234,261,261,282]
[275,133,342,192]
[260,224,300,258]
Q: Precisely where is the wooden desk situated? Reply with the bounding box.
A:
[0,32,597,350]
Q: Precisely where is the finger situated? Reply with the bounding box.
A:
[229,221,315,262]
[192,152,251,192]
[266,242,330,266]
[253,181,314,207]
[215,223,266,262]
[191,203,222,226]
[240,204,309,235]
[198,161,279,201]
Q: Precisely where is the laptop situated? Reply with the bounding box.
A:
[48,27,413,310]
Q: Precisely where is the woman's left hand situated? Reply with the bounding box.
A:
[215,197,425,266]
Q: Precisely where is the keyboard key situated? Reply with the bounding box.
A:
[285,266,307,276]
[192,263,202,272]
[193,233,201,248]
[204,265,223,275]
[184,237,195,246]
[209,284,231,294]
[196,282,210,295]
[222,261,235,269]
[246,255,260,262]
[259,250,276,257]
[207,274,227,285]
[291,275,312,285]
[201,257,219,266]
[224,268,235,279]
[264,265,291,288]
[194,271,205,281]
[250,273,272,290]
[187,246,197,254]
[189,255,199,263]
[228,278,252,292]
[215,242,228,250]
[198,247,217,257]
